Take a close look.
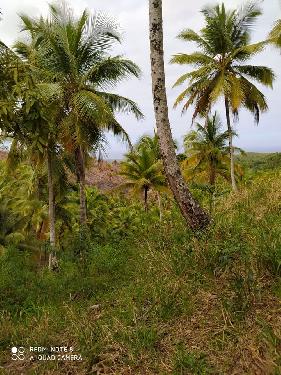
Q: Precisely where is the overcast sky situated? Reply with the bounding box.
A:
[0,0,280,158]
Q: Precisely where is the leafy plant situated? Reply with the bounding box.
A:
[171,2,275,191]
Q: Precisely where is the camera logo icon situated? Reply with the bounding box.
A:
[11,347,25,361]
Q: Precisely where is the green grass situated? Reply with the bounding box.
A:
[173,345,213,375]
[0,171,281,374]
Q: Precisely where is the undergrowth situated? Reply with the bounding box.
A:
[0,172,281,374]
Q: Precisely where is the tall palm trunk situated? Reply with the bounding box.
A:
[149,0,209,230]
[224,97,238,192]
[75,146,87,225]
[47,149,56,269]
[144,186,149,211]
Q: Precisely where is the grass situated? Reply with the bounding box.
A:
[172,345,212,375]
[0,171,281,374]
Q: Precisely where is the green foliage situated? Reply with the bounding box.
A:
[1,2,281,374]
[237,152,281,173]
[182,113,243,185]
[17,3,143,158]
[171,2,274,122]
[1,170,281,373]
[0,161,47,243]
[120,135,167,208]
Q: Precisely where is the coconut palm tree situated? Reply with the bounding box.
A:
[0,49,74,267]
[149,0,209,230]
[0,15,68,265]
[183,113,243,186]
[8,71,64,266]
[120,145,166,211]
[171,2,275,192]
[19,3,143,225]
[136,134,180,219]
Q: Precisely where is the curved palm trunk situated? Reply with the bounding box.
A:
[47,149,57,269]
[75,146,87,225]
[149,0,209,230]
[224,97,238,192]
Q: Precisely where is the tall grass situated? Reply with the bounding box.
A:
[0,171,281,374]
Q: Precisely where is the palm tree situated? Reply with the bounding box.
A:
[183,113,242,186]
[171,2,275,192]
[0,14,65,264]
[19,3,143,225]
[149,0,209,230]
[120,145,166,211]
[0,49,70,267]
[20,75,63,263]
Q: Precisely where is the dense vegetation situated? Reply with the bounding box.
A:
[237,152,281,172]
[0,1,281,374]
[0,163,281,374]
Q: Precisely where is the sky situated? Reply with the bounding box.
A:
[0,0,280,159]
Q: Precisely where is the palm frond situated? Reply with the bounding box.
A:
[170,52,213,66]
[233,65,275,87]
[106,119,132,148]
[94,91,143,120]
[84,56,141,88]
[73,90,114,124]
[240,77,268,123]
[177,29,213,54]
[269,19,281,48]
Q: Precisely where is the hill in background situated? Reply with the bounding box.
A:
[2,148,281,190]
[237,152,281,172]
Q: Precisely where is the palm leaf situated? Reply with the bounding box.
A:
[94,91,143,120]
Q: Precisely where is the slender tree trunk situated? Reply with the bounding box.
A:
[209,163,216,214]
[80,178,87,225]
[224,97,238,192]
[209,162,216,186]
[36,220,44,240]
[47,149,57,269]
[144,186,149,211]
[149,0,209,230]
[157,191,162,221]
[205,105,211,127]
[76,146,87,225]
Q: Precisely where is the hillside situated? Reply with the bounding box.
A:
[85,159,124,191]
[0,149,124,191]
[1,1,281,374]
[1,170,280,374]
[2,149,281,191]
[237,152,281,172]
